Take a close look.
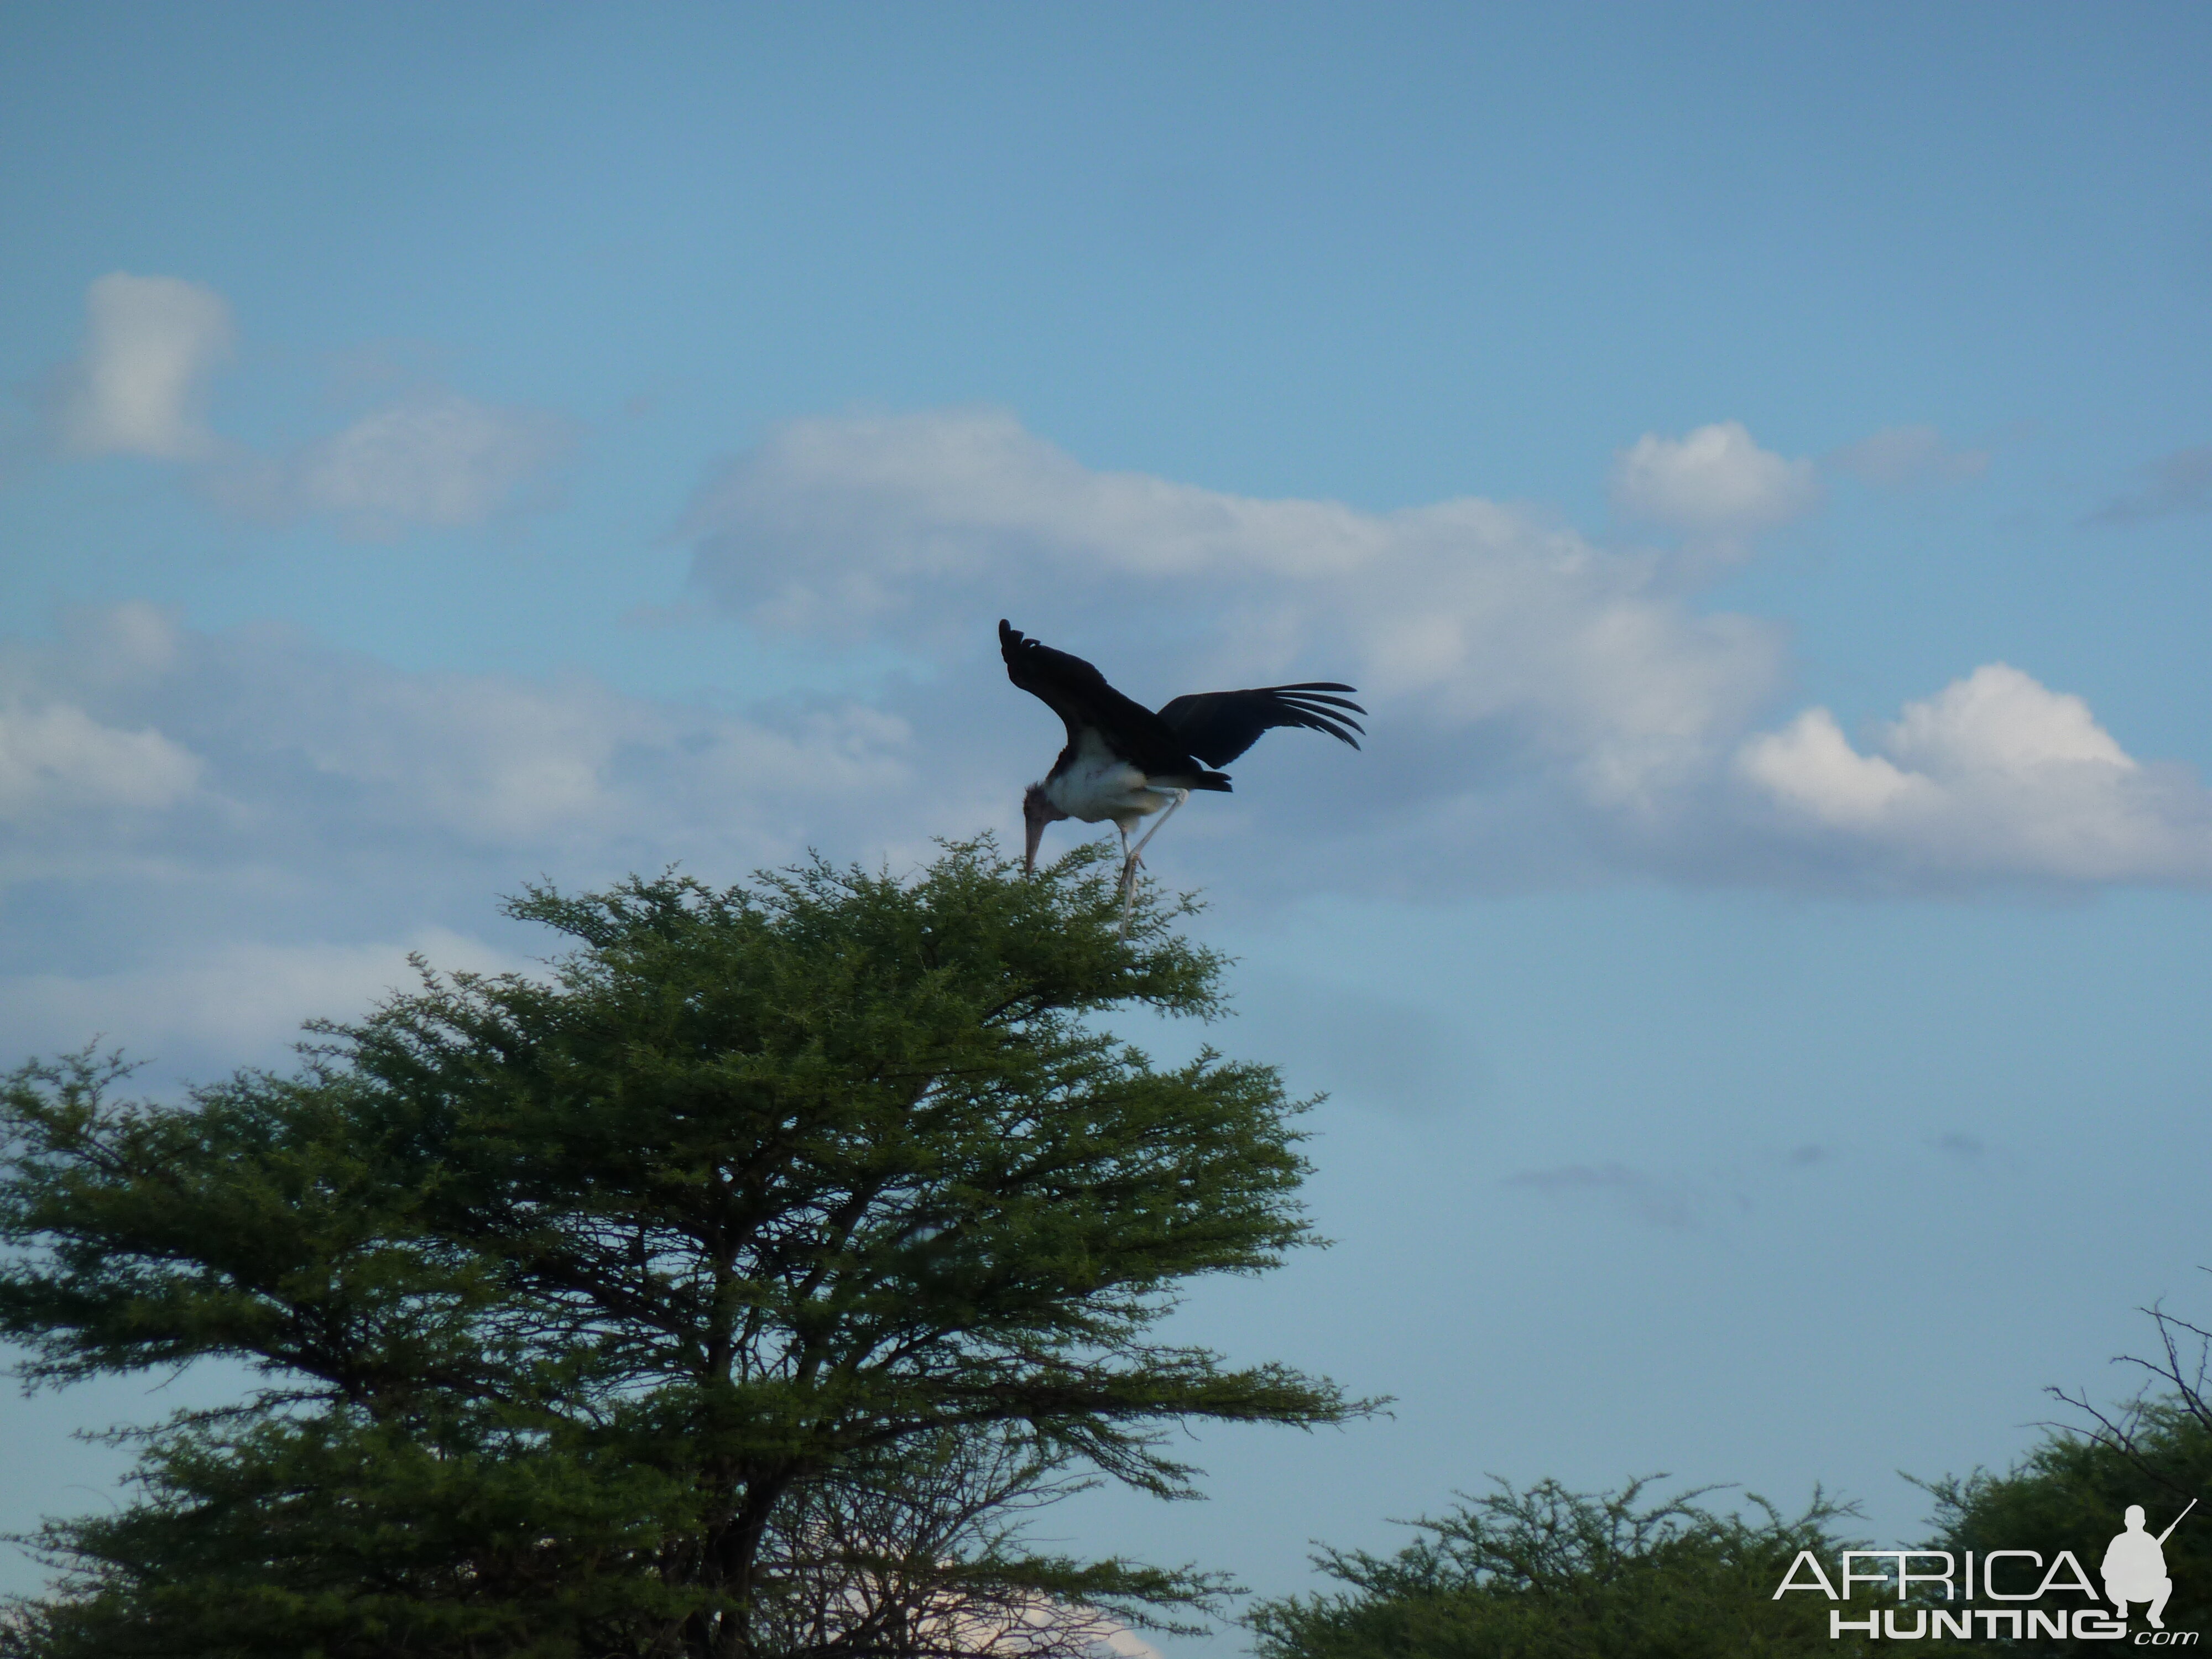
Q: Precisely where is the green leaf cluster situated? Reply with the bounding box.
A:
[1246,1478,1873,1659]
[0,842,1359,1658]
[1913,1399,2212,1655]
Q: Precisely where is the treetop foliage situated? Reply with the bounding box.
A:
[1913,1394,2212,1656]
[0,840,1362,1659]
[1246,1477,1874,1659]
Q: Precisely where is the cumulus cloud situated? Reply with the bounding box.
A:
[55,273,234,460]
[1827,424,1990,488]
[1608,420,1823,547]
[0,700,200,820]
[205,390,580,536]
[1738,708,1922,827]
[680,409,1396,637]
[1736,664,2212,883]
[2088,444,2212,525]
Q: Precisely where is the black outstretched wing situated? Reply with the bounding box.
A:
[998,620,1213,778]
[1155,684,1365,768]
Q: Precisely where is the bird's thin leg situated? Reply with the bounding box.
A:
[1119,790,1187,936]
[1115,822,1140,938]
[1127,789,1188,869]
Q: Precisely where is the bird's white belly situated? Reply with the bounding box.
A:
[1045,740,1176,829]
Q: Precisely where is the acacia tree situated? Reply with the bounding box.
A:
[0,842,1360,1658]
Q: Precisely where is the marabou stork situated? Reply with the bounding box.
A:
[999,619,1364,924]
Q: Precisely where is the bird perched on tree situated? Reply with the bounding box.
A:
[999,619,1364,925]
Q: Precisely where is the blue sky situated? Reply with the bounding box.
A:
[4,1,2212,1636]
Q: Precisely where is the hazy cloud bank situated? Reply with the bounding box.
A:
[2088,443,2212,525]
[0,603,939,1076]
[1826,424,1991,489]
[42,273,574,535]
[7,367,2206,1076]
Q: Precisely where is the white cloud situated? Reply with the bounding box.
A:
[1736,665,2212,883]
[0,700,200,820]
[679,409,1392,638]
[1095,1626,1163,1659]
[204,390,578,536]
[684,408,1788,817]
[1828,424,1989,488]
[0,604,925,875]
[1608,420,1823,544]
[45,275,574,534]
[1883,664,2132,775]
[1738,707,1923,828]
[288,390,577,533]
[0,604,944,1080]
[0,929,525,1074]
[56,274,234,460]
[260,659,913,848]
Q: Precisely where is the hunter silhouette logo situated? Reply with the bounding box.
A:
[2106,1501,2195,1631]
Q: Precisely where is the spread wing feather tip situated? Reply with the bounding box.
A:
[1156,685,1367,768]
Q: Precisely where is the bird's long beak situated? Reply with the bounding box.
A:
[1021,784,1065,875]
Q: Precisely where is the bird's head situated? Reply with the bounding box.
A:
[1021,782,1069,874]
